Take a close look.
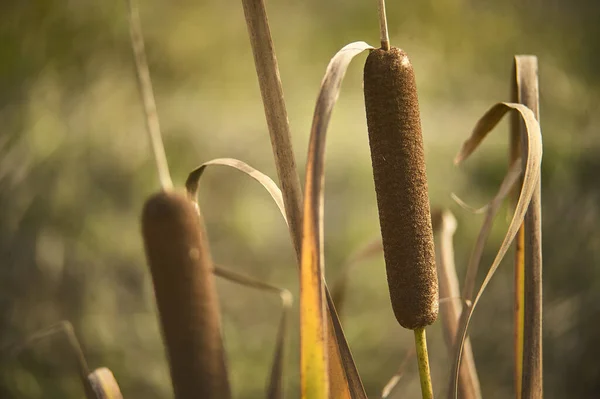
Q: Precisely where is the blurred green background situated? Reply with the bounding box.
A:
[1,0,599,398]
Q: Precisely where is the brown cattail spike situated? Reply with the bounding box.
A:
[141,191,231,399]
[364,47,438,330]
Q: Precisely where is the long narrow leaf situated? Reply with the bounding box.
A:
[301,41,373,399]
[450,102,542,399]
[240,2,362,393]
[186,153,369,398]
[185,158,286,222]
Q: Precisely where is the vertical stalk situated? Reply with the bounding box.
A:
[377,0,390,50]
[510,58,526,399]
[515,56,543,399]
[241,2,367,398]
[414,327,434,399]
[126,0,173,191]
[240,0,303,257]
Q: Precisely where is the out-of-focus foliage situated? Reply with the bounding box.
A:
[0,0,599,398]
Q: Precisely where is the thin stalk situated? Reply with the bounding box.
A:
[240,0,303,257]
[377,0,390,50]
[515,56,543,399]
[510,58,526,399]
[126,0,173,191]
[414,327,434,399]
[241,3,367,397]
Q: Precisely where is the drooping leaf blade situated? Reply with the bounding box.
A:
[186,153,370,398]
[450,102,542,399]
[301,41,374,399]
[185,158,286,224]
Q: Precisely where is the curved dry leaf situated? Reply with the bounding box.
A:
[185,158,287,225]
[450,192,488,215]
[88,368,124,399]
[301,41,373,399]
[186,156,366,398]
[450,102,542,399]
[213,265,291,399]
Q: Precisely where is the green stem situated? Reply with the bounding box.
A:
[414,327,434,399]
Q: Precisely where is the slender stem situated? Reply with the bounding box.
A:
[414,327,434,399]
[377,0,391,50]
[515,56,543,399]
[240,0,303,258]
[510,56,526,399]
[127,0,173,191]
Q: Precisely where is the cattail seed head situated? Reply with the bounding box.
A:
[363,47,438,330]
[141,190,231,399]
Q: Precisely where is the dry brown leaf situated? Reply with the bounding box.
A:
[450,102,542,399]
[185,158,286,224]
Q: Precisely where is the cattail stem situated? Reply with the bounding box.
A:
[126,0,173,191]
[414,327,434,399]
[377,0,390,51]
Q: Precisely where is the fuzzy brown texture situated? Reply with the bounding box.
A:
[141,191,231,399]
[364,47,439,330]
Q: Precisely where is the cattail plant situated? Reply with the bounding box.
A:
[127,0,231,397]
[7,1,548,398]
[363,1,438,397]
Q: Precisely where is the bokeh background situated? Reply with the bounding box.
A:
[1,0,599,398]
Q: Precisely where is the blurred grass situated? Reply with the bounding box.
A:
[1,0,599,398]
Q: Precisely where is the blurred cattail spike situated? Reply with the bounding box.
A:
[431,209,482,399]
[88,368,124,399]
[141,191,231,399]
[363,45,438,399]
